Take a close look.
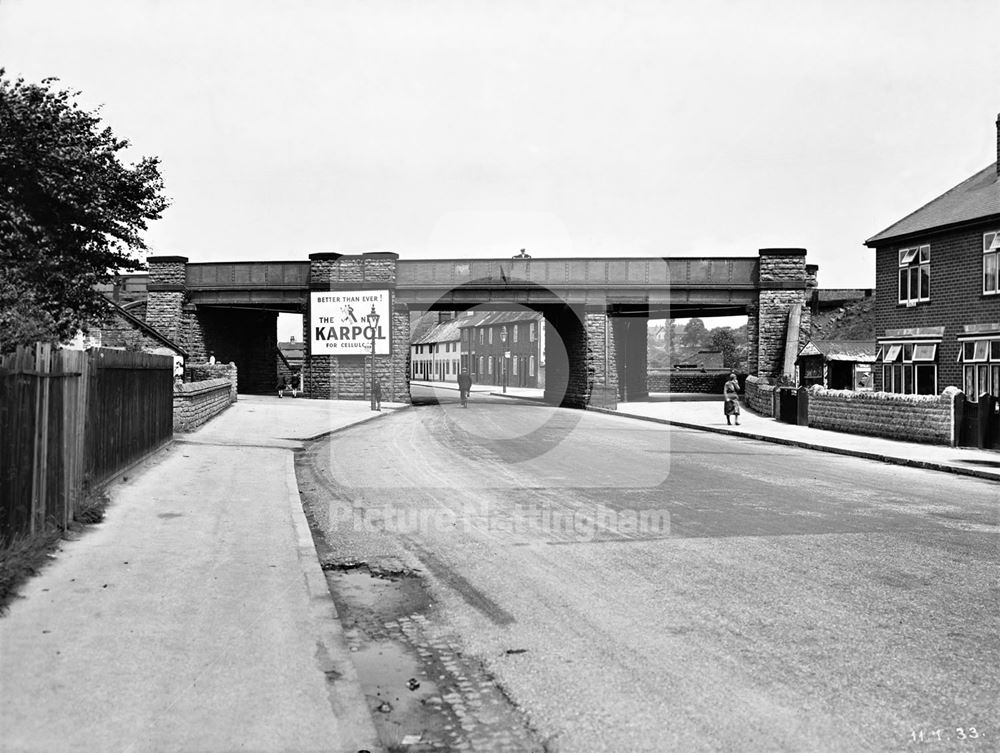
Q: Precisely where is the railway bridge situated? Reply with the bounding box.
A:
[141,249,816,407]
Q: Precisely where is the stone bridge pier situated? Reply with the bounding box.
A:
[746,248,815,381]
[304,252,410,403]
[145,255,279,394]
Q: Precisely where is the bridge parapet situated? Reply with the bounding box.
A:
[395,257,761,290]
[186,261,310,289]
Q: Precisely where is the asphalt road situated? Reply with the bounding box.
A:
[308,389,1000,752]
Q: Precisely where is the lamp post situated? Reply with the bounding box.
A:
[500,325,508,393]
[368,305,380,411]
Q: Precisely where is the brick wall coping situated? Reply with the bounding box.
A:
[759,248,807,257]
[147,255,189,263]
[175,377,231,397]
[806,384,956,403]
[309,252,344,261]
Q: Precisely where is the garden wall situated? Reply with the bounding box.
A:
[807,386,961,445]
[647,371,744,394]
[173,378,235,432]
[743,375,775,417]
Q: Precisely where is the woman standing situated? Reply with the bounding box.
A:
[723,373,741,426]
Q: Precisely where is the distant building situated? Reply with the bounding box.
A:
[458,311,544,388]
[865,113,1000,398]
[277,336,305,388]
[410,318,462,381]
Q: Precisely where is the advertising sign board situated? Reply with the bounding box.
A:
[310,290,390,355]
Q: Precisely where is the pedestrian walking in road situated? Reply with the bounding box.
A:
[373,379,382,411]
[457,368,473,407]
[723,372,741,426]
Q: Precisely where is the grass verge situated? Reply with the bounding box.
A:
[0,490,110,614]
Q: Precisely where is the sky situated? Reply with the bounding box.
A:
[2,0,999,305]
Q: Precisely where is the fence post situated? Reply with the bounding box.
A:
[30,344,52,533]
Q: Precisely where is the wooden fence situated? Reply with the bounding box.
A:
[0,344,173,541]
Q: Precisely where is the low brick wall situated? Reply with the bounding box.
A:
[647,371,745,394]
[744,375,775,417]
[173,378,236,432]
[807,386,961,445]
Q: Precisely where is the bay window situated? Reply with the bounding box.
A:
[959,339,1000,400]
[878,341,938,394]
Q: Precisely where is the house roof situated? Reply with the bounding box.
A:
[865,163,1000,246]
[412,318,464,345]
[278,341,305,366]
[797,340,876,362]
[454,311,540,329]
[413,311,542,345]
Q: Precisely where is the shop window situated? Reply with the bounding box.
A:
[898,244,930,305]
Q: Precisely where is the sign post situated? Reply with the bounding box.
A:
[500,327,508,393]
[369,306,381,411]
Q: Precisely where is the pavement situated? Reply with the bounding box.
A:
[413,380,1000,482]
[612,393,1000,482]
[0,395,405,753]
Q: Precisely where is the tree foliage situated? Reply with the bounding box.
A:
[710,327,739,369]
[649,318,748,371]
[680,317,708,348]
[0,71,168,350]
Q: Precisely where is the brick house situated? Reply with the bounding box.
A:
[865,113,1000,400]
[459,311,545,388]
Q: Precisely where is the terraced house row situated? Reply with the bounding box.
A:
[410,311,545,388]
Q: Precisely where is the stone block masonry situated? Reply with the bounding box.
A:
[146,256,188,345]
[173,378,236,432]
[187,361,238,404]
[755,249,811,381]
[648,371,744,394]
[807,386,961,445]
[743,375,775,416]
[587,311,619,408]
[304,253,410,402]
